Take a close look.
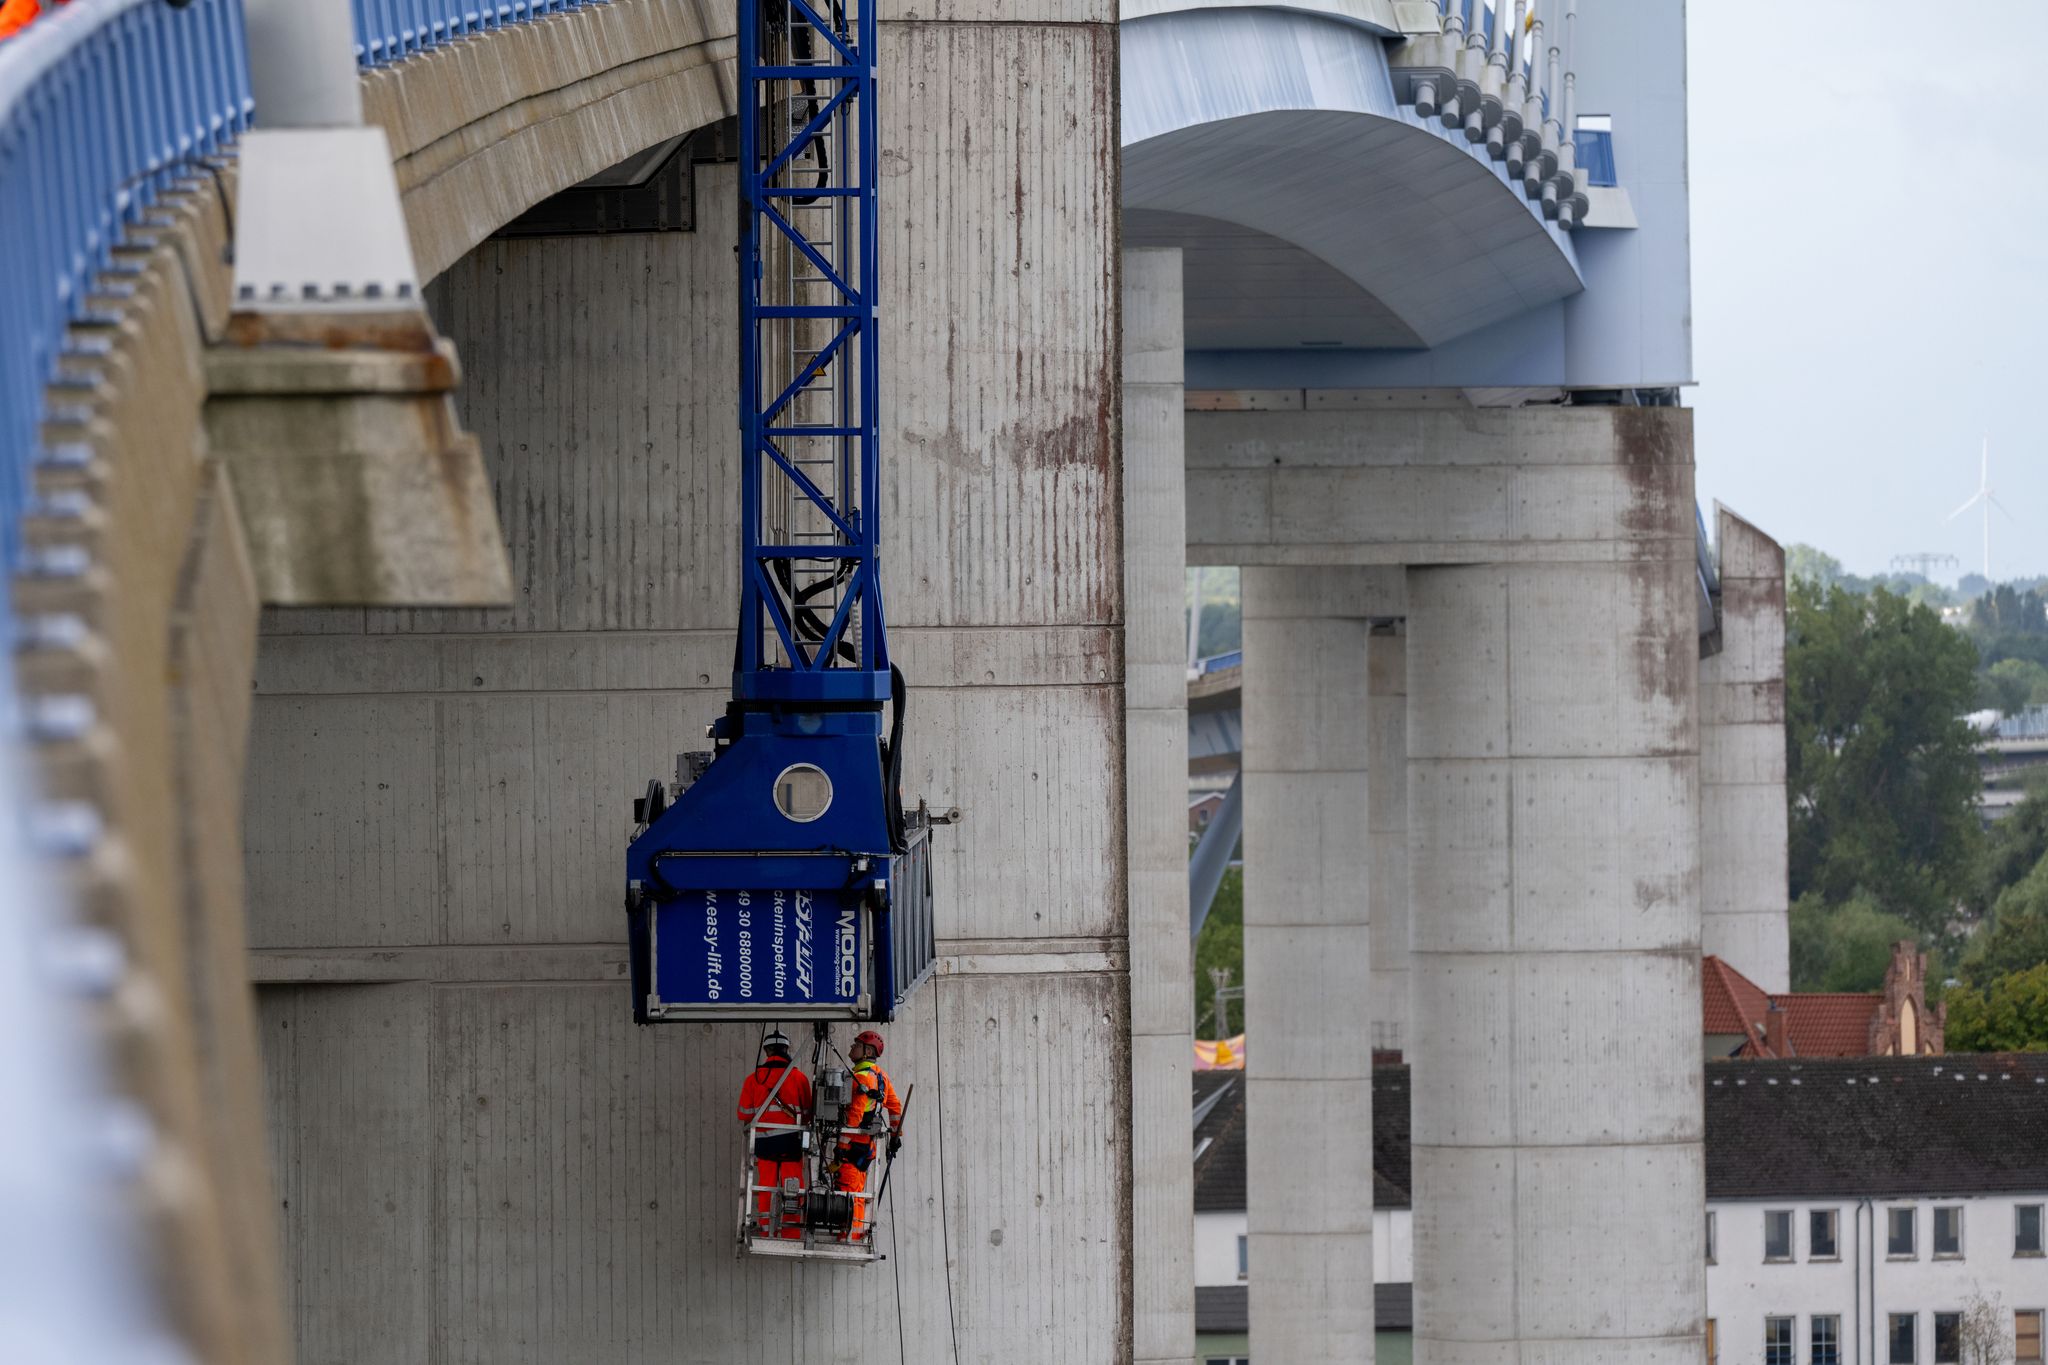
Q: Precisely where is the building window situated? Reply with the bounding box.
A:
[1933,1312,1960,1364]
[1236,1234,1248,1280]
[1812,1314,1840,1365]
[1890,1312,1917,1363]
[1706,1210,1716,1264]
[2018,1310,2043,1364]
[1766,1209,1794,1261]
[1933,1206,1962,1258]
[1204,1358,1249,1365]
[1889,1207,1917,1258]
[1707,1318,1717,1364]
[1811,1208,1839,1260]
[2019,1204,2045,1256]
[1767,1316,1795,1365]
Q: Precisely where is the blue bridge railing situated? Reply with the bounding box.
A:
[2,0,619,668]
[351,0,610,67]
[0,0,253,651]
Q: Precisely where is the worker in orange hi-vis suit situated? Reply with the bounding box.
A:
[0,0,64,42]
[737,1030,813,1239]
[831,1029,903,1239]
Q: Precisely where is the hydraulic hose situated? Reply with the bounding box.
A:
[884,664,908,852]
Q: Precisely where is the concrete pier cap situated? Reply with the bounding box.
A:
[1193,402,1707,1362]
[1699,502,1791,991]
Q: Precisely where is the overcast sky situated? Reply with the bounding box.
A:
[1687,2,2048,583]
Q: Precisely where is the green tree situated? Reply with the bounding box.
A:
[1974,791,2048,915]
[1944,961,2048,1052]
[1186,566,1242,660]
[1970,585,2048,636]
[1787,581,1984,936]
[1785,543,1845,590]
[1959,907,2048,991]
[1954,844,2048,990]
[1193,865,1243,1039]
[1982,658,2048,715]
[1788,891,1923,992]
[1902,580,1955,611]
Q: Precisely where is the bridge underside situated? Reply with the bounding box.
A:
[1121,8,1582,354]
[1124,209,1422,351]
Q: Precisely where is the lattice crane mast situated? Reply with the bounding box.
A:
[625,0,936,1031]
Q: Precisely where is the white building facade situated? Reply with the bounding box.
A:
[1704,1059,2048,1365]
[1706,1196,2047,1364]
[1196,1208,1413,1290]
[1196,1058,2048,1364]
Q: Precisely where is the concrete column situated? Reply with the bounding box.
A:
[247,17,1130,1341]
[1242,566,1397,1365]
[244,0,363,128]
[1407,553,1706,1364]
[1123,248,1195,1365]
[1700,505,1790,991]
[1369,623,1410,1056]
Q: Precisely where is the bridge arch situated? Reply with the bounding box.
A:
[1122,6,1581,350]
[364,0,737,279]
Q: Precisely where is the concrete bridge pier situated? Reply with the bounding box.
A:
[1699,506,1791,992]
[1123,246,1197,1365]
[1406,552,1706,1365]
[1192,402,1711,1363]
[243,0,1140,1350]
[1241,566,1400,1363]
[1369,622,1410,1057]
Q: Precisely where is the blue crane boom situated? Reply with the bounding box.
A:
[625,0,936,1025]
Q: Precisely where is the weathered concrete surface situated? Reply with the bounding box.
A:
[1241,566,1400,1365]
[1699,504,1790,991]
[1368,621,1409,1055]
[248,5,1130,1355]
[206,313,513,606]
[1124,247,1197,1365]
[1404,408,1705,1364]
[1186,405,1699,569]
[17,170,287,1365]
[365,0,738,281]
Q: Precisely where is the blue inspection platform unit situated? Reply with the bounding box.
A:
[625,0,936,1026]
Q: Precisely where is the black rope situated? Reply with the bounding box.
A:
[888,1178,908,1365]
[931,975,963,1365]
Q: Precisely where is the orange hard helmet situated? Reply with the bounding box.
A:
[852,1029,884,1058]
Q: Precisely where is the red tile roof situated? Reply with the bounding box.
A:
[1702,956,1885,1059]
[1769,994,1881,1059]
[1703,955,1772,1036]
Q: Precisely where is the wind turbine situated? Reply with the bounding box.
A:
[1947,436,2012,583]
